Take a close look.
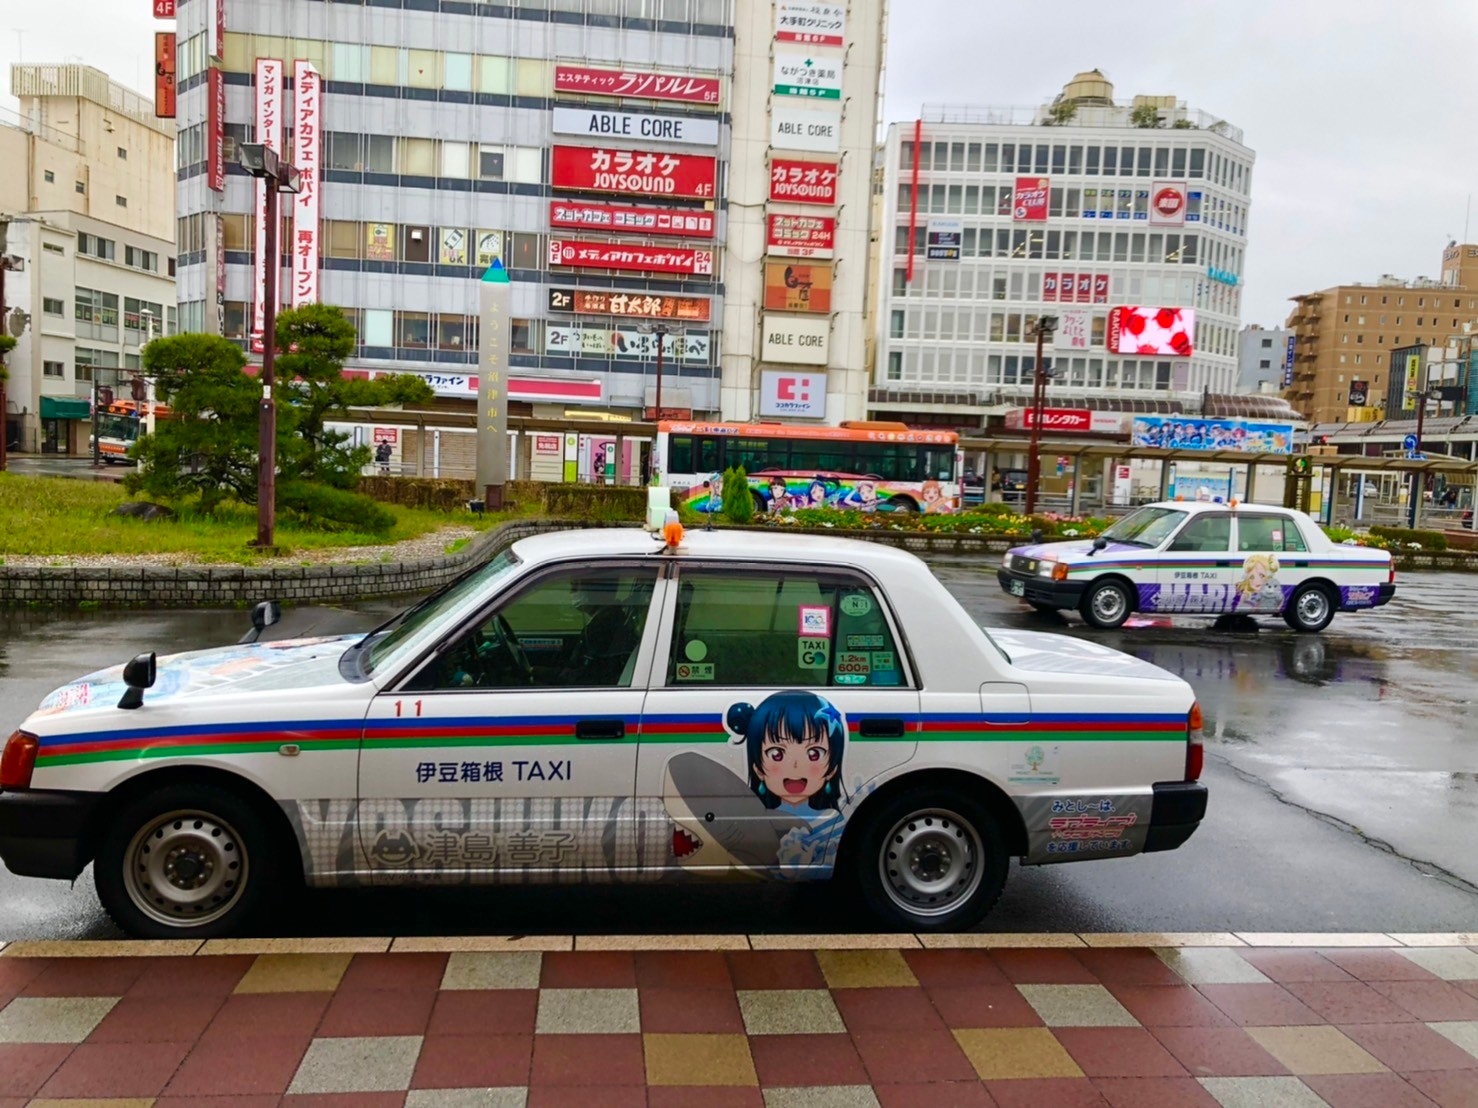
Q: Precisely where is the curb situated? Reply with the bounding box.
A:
[2,932,1475,957]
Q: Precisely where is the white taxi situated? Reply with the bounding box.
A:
[999,501,1395,631]
[0,528,1207,937]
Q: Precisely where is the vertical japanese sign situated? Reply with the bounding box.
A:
[206,66,224,190]
[215,214,226,332]
[1282,335,1296,389]
[291,60,321,307]
[477,259,511,494]
[251,58,284,349]
[210,0,225,60]
[154,32,176,118]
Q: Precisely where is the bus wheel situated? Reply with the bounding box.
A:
[889,498,918,514]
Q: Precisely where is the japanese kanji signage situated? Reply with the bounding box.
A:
[767,213,836,259]
[553,65,720,105]
[548,239,713,276]
[769,158,839,205]
[547,289,712,323]
[763,261,833,313]
[154,33,175,118]
[291,60,320,307]
[773,52,842,100]
[546,326,710,362]
[775,1,846,46]
[477,259,511,493]
[211,0,224,60]
[1012,176,1049,222]
[250,58,283,347]
[550,145,717,199]
[548,200,715,239]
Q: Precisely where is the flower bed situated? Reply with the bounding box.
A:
[761,506,1110,541]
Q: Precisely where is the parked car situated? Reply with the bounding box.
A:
[0,529,1206,937]
[998,501,1395,632]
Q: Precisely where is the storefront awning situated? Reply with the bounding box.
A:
[40,396,91,420]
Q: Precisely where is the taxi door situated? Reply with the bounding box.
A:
[636,562,919,881]
[1153,511,1237,615]
[1230,512,1309,613]
[356,561,667,885]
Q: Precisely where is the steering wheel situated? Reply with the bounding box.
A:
[494,613,535,685]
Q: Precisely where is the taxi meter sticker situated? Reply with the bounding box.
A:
[835,652,871,676]
[840,594,873,617]
[846,633,885,649]
[798,605,831,637]
[798,638,830,669]
[870,652,896,671]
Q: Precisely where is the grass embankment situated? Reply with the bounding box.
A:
[0,474,509,563]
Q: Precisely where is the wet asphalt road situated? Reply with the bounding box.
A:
[1,560,1475,939]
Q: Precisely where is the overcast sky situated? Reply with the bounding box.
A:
[4,0,1476,328]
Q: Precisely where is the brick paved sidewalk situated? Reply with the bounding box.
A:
[0,936,1475,1107]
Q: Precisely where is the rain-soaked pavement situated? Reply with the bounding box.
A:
[0,558,1474,939]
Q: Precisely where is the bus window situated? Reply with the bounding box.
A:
[789,441,853,473]
[920,447,956,481]
[669,436,694,474]
[854,442,902,480]
[694,436,720,474]
[729,438,779,473]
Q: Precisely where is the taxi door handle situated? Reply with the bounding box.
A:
[575,719,625,741]
[858,717,906,738]
[1215,561,1233,568]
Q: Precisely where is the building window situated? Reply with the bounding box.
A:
[117,146,128,159]
[509,232,542,270]
[43,297,65,316]
[402,226,432,263]
[395,310,430,347]
[43,360,64,378]
[887,351,902,380]
[44,169,54,183]
[43,242,64,255]
[75,180,86,194]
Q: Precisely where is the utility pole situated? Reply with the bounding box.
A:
[0,250,9,473]
[1023,315,1058,517]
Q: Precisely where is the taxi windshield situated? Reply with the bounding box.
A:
[361,549,521,675]
[1101,506,1188,548]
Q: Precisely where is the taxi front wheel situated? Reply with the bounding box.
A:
[95,782,282,939]
[1081,579,1133,629]
[851,786,1010,932]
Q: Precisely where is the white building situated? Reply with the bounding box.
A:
[1,65,177,454]
[1236,324,1292,394]
[870,70,1254,431]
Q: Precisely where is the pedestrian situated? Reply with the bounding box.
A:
[374,440,393,476]
[1442,486,1458,510]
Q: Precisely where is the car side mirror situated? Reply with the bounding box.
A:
[118,652,157,710]
[239,600,281,644]
[1091,535,1108,555]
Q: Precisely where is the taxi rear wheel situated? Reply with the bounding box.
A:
[1080,579,1133,629]
[95,782,280,939]
[851,786,1009,932]
[1283,583,1336,633]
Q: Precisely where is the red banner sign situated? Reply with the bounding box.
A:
[549,239,714,276]
[767,213,836,259]
[553,65,720,104]
[153,0,175,17]
[548,200,715,239]
[1012,176,1049,222]
[1006,408,1091,433]
[769,158,839,205]
[1093,274,1109,304]
[549,288,711,323]
[206,66,224,192]
[154,33,176,118]
[1042,272,1059,303]
[551,145,716,199]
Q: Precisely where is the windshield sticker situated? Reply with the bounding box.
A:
[798,605,831,637]
[834,674,866,685]
[840,594,873,617]
[683,639,709,662]
[675,662,715,681]
[870,651,896,672]
[798,637,830,670]
[834,652,871,680]
[845,633,885,649]
[1008,744,1061,786]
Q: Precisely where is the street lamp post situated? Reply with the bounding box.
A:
[1407,384,1439,529]
[1023,315,1059,517]
[239,144,300,549]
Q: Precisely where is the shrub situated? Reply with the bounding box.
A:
[1369,526,1448,551]
[721,466,754,524]
[277,480,396,535]
[359,476,474,511]
[541,483,652,521]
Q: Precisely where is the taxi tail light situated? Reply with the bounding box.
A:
[1389,563,1397,585]
[1185,703,1204,783]
[0,730,40,790]
[1051,562,1069,581]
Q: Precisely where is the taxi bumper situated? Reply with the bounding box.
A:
[997,568,1088,609]
[0,789,99,880]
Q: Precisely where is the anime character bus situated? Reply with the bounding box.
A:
[89,400,169,464]
[657,421,962,515]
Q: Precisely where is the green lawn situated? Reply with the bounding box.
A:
[0,474,505,563]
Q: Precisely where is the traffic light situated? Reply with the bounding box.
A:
[1292,455,1311,476]
[130,376,147,402]
[97,385,114,407]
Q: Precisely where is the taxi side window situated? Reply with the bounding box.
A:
[1238,515,1308,553]
[668,570,906,688]
[1167,514,1232,552]
[406,567,658,691]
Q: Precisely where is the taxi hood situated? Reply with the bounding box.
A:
[988,628,1181,682]
[30,635,362,718]
[1010,538,1146,561]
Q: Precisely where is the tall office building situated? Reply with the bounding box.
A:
[870,70,1254,431]
[168,0,884,458]
[1,65,177,454]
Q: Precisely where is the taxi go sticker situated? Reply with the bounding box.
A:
[798,637,830,669]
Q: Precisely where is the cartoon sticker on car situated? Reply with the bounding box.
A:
[1233,553,1284,612]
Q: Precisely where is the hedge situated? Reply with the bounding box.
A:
[359,476,475,511]
[1368,526,1448,551]
[540,483,660,521]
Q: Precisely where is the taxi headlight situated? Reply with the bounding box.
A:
[1036,560,1056,576]
[1001,552,1012,568]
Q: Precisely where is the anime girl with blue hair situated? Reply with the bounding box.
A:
[726,691,846,817]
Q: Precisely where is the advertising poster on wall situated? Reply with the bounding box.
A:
[1150,181,1188,226]
[770,105,842,153]
[1130,416,1293,455]
[366,223,395,261]
[1042,273,1060,302]
[769,158,839,204]
[247,58,281,346]
[546,326,710,362]
[1012,176,1049,221]
[775,1,846,46]
[759,371,828,418]
[439,227,467,265]
[290,61,321,306]
[763,261,833,313]
[1092,274,1109,304]
[551,107,719,147]
[548,289,712,323]
[553,65,720,105]
[548,239,714,276]
[772,53,842,99]
[925,219,963,261]
[1107,306,1196,357]
[1349,380,1369,406]
[549,200,715,238]
[1053,310,1091,352]
[767,213,835,259]
[154,33,176,118]
[762,315,830,366]
[475,230,503,266]
[551,145,717,199]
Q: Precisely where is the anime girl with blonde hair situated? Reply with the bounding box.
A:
[1234,552,1282,612]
